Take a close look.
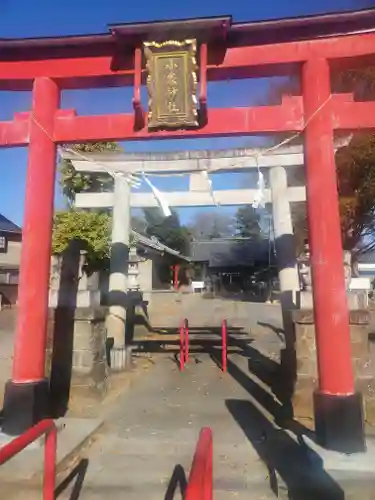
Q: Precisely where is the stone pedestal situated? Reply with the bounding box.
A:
[300,290,369,310]
[47,307,108,416]
[292,309,375,426]
[49,252,101,309]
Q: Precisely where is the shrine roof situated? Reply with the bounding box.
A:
[191,238,274,267]
[0,8,374,59]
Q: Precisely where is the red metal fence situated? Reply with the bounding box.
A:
[221,319,228,373]
[186,427,213,500]
[180,318,228,373]
[0,419,57,500]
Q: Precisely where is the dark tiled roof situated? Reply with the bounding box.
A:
[358,251,375,264]
[0,9,373,57]
[191,238,274,267]
[0,214,22,234]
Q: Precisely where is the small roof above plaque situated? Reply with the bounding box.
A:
[108,16,232,43]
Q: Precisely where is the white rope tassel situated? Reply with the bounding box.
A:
[201,170,219,206]
[252,157,266,209]
[142,174,172,217]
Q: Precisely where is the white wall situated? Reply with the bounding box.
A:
[0,239,21,269]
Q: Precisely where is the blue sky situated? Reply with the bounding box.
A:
[0,0,373,227]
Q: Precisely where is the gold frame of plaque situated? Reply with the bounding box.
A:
[144,39,198,130]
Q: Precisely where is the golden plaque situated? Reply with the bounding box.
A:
[144,39,198,130]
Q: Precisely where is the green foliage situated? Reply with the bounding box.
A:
[267,69,375,254]
[52,210,112,272]
[59,141,122,205]
[188,212,234,240]
[55,141,124,271]
[336,134,375,254]
[52,210,138,273]
[143,208,191,255]
[235,205,262,239]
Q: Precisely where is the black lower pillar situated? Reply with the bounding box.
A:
[2,379,50,435]
[314,390,366,453]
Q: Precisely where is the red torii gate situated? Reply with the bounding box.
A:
[1,9,374,451]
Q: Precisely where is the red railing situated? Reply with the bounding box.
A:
[185,318,189,363]
[0,419,57,500]
[180,319,228,373]
[186,427,213,500]
[221,319,228,373]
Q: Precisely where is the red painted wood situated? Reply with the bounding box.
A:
[12,77,59,383]
[222,319,227,373]
[331,94,375,130]
[0,114,29,147]
[0,419,57,500]
[132,47,144,128]
[180,321,185,372]
[1,32,375,90]
[199,43,207,105]
[186,428,213,500]
[1,94,375,149]
[173,264,179,290]
[0,120,29,147]
[53,97,304,143]
[303,58,354,396]
[218,32,375,73]
[185,319,189,363]
[0,56,134,90]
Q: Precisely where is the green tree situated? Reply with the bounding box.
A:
[59,141,122,206]
[143,208,191,255]
[189,212,234,240]
[53,141,123,269]
[266,67,375,256]
[235,205,262,239]
[52,210,112,272]
[336,134,375,254]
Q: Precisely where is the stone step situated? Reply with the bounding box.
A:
[2,482,278,500]
[7,471,375,500]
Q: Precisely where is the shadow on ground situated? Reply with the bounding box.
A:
[132,326,249,369]
[164,464,187,500]
[226,399,344,500]
[55,458,89,500]
[226,325,298,430]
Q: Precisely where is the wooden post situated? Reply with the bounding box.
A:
[303,58,365,452]
[3,77,59,435]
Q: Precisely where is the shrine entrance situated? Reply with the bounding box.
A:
[1,9,374,453]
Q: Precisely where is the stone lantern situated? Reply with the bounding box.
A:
[127,246,141,292]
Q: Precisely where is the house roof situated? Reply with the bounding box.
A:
[191,238,274,267]
[0,214,22,234]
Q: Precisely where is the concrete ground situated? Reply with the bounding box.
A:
[3,301,375,499]
[56,350,375,500]
[57,352,282,500]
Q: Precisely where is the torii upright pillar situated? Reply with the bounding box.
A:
[302,58,365,452]
[2,77,59,435]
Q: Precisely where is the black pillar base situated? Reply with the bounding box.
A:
[314,390,366,453]
[1,379,50,435]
